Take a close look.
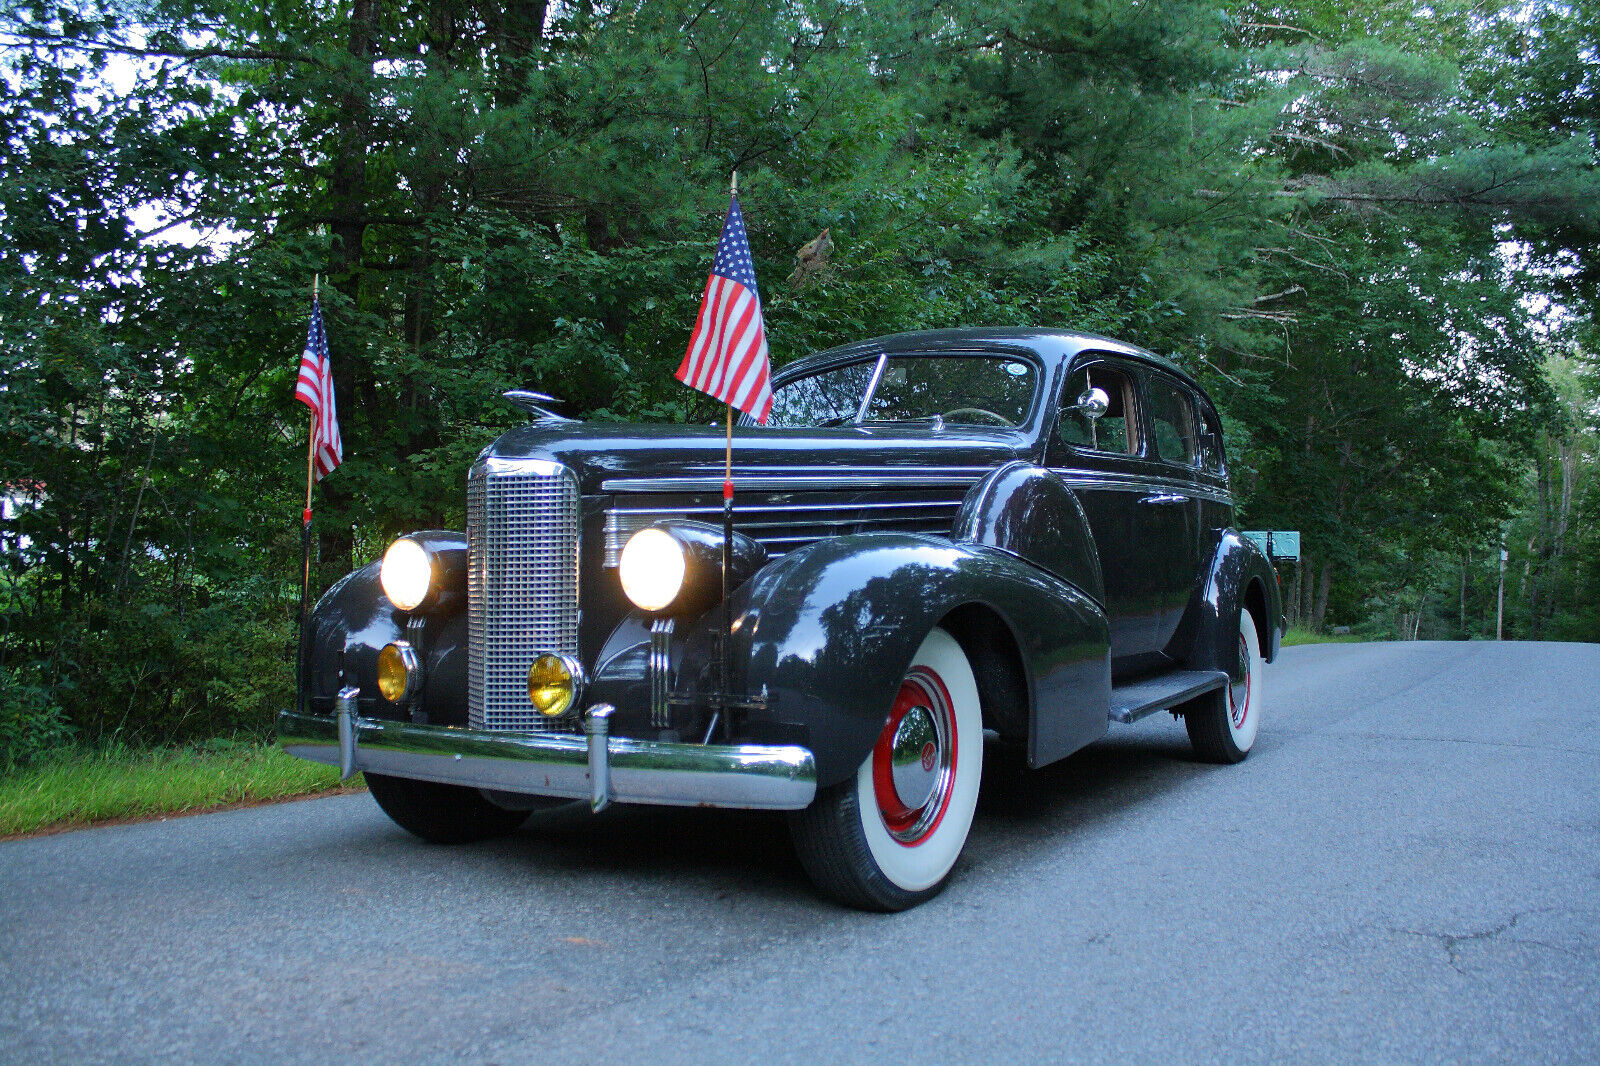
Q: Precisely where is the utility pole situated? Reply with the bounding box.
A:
[1496,539,1508,641]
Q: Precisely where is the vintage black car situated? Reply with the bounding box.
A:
[279,328,1282,910]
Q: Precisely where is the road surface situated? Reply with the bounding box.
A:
[2,640,1597,1064]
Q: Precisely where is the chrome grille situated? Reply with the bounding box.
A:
[467,458,580,732]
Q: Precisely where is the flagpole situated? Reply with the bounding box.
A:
[718,172,738,738]
[297,274,320,716]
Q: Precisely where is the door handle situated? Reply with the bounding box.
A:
[1139,493,1189,506]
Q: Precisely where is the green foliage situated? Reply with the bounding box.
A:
[0,665,77,770]
[0,0,1595,755]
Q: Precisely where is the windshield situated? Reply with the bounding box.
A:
[766,354,1038,428]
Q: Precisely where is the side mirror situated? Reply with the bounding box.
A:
[1072,387,1110,421]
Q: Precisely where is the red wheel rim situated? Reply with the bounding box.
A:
[871,667,958,846]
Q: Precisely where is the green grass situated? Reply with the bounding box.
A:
[0,741,363,838]
[1282,626,1368,647]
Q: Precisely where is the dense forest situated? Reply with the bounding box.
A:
[2,0,1597,760]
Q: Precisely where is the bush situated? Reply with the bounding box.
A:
[52,592,296,747]
[0,667,77,770]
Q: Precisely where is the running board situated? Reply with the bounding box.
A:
[1109,670,1229,724]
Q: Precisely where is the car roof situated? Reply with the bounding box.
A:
[780,327,1204,392]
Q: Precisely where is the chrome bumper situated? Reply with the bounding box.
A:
[276,699,817,813]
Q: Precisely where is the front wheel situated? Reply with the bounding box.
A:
[365,773,532,844]
[789,627,983,911]
[1182,606,1265,763]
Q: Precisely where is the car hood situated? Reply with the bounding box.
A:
[484,420,1032,494]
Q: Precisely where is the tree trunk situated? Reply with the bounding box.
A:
[314,0,379,581]
[1311,561,1332,633]
[1286,561,1302,628]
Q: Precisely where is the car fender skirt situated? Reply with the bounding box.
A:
[703,533,1111,787]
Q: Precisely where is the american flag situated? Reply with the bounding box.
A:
[676,196,773,423]
[294,299,343,480]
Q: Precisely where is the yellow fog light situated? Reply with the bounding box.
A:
[377,641,420,702]
[527,653,583,718]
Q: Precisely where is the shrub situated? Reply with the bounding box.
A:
[0,666,77,770]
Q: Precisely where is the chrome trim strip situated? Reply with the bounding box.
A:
[612,497,965,518]
[853,353,889,424]
[600,471,992,493]
[278,709,818,811]
[604,468,1230,504]
[649,618,674,727]
[604,503,963,564]
[1056,471,1233,507]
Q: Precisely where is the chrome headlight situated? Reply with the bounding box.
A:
[380,537,433,611]
[619,527,688,612]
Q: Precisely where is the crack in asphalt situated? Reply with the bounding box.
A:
[1394,907,1568,975]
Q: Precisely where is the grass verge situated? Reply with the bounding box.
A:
[0,741,363,839]
[1282,626,1367,647]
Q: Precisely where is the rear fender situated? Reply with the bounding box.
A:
[677,533,1109,787]
[1173,529,1283,677]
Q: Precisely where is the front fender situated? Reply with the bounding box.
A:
[952,460,1104,605]
[303,557,469,727]
[685,534,1109,787]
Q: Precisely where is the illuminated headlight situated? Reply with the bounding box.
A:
[377,641,421,702]
[380,538,432,611]
[619,527,687,612]
[528,653,583,717]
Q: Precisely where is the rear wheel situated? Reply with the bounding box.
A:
[1183,607,1264,764]
[366,773,532,844]
[789,628,983,911]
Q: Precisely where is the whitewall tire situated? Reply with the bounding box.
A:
[1184,607,1265,764]
[789,627,983,910]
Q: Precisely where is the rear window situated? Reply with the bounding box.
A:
[1147,378,1199,467]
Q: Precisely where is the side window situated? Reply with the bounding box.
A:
[1057,363,1139,455]
[1193,397,1226,474]
[1147,377,1199,467]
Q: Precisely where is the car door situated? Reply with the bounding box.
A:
[1045,356,1173,674]
[1141,371,1205,652]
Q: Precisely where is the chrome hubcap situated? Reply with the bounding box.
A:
[1230,634,1250,729]
[889,705,939,812]
[873,668,958,845]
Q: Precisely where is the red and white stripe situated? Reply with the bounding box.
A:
[677,274,772,422]
[294,303,343,480]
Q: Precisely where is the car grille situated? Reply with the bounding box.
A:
[467,458,580,732]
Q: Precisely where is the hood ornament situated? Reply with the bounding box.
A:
[503,390,575,422]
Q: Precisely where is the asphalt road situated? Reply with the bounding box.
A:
[3,640,1597,1065]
